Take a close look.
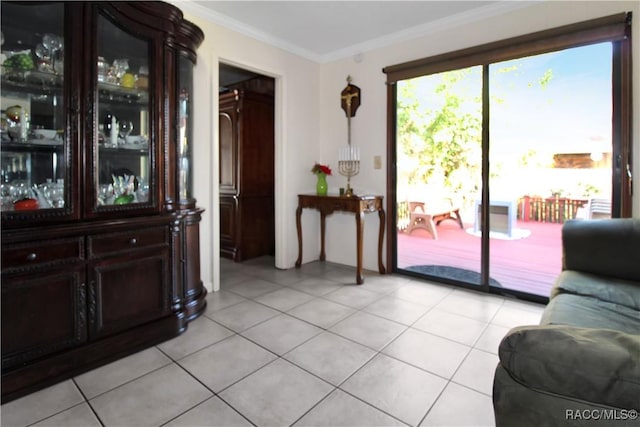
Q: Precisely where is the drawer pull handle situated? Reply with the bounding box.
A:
[130,238,138,245]
[26,252,37,262]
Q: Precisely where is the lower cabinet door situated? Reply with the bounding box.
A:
[220,195,238,259]
[88,249,171,339]
[1,267,87,370]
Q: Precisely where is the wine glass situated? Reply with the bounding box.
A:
[98,183,114,205]
[44,180,64,208]
[119,121,133,141]
[35,43,48,59]
[42,34,64,74]
[112,59,129,81]
[42,34,63,55]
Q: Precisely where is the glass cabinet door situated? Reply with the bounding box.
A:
[94,11,151,209]
[1,3,67,213]
[178,55,195,206]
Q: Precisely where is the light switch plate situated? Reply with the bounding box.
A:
[374,155,382,169]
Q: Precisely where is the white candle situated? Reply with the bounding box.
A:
[20,107,28,141]
[111,115,118,146]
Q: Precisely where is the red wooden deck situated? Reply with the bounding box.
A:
[396,219,563,297]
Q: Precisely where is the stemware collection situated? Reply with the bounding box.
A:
[2,32,150,211]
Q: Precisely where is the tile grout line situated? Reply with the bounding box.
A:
[11,259,533,426]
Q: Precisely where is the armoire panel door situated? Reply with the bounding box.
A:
[219,104,238,193]
[219,196,238,259]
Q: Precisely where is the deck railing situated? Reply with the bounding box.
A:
[518,196,588,224]
[397,196,589,229]
[397,200,410,231]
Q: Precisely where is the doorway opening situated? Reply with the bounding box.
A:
[218,63,276,264]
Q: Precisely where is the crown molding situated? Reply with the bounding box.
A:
[319,1,540,63]
[176,1,539,64]
[175,0,323,61]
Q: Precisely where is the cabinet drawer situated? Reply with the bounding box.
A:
[2,238,84,270]
[89,227,169,258]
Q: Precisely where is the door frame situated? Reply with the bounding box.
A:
[384,13,632,302]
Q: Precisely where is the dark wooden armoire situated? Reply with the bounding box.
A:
[219,86,275,261]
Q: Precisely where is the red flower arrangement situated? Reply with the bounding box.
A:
[311,163,332,176]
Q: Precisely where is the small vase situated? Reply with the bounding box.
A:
[316,173,328,196]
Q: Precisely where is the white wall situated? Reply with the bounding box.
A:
[318,0,640,271]
[178,0,640,291]
[177,9,323,291]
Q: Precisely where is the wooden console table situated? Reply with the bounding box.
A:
[295,194,386,284]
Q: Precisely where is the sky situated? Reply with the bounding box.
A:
[397,42,614,197]
[399,41,613,155]
[490,42,613,155]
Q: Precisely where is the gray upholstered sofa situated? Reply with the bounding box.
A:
[493,218,640,426]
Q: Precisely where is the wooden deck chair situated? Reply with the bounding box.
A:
[405,199,464,239]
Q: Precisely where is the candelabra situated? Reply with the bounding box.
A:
[338,76,362,197]
[339,146,360,197]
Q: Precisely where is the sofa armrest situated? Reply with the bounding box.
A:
[562,219,640,282]
[499,325,640,411]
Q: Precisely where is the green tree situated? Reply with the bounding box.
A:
[397,68,482,197]
[397,64,553,200]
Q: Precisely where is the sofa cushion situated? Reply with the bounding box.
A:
[542,293,640,335]
[499,325,640,410]
[493,365,635,427]
[562,219,640,282]
[551,270,640,311]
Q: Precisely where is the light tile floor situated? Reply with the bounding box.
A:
[1,257,545,427]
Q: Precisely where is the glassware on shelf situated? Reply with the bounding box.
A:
[34,181,51,208]
[97,56,109,82]
[97,183,114,205]
[118,120,133,140]
[42,34,63,54]
[9,180,30,202]
[43,179,64,208]
[111,174,135,205]
[137,66,149,89]
[5,105,29,142]
[0,183,13,211]
[39,33,64,74]
[112,59,129,84]
[135,177,149,202]
[34,43,54,73]
[103,113,118,147]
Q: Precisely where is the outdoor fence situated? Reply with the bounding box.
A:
[518,196,588,224]
[397,195,589,230]
[397,200,410,231]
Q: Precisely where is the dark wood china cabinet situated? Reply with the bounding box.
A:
[0,1,206,402]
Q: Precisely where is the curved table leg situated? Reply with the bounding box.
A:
[378,208,386,274]
[355,211,364,284]
[320,211,327,261]
[295,205,303,268]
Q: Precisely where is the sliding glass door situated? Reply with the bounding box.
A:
[389,15,631,302]
[486,43,613,297]
[396,67,484,287]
